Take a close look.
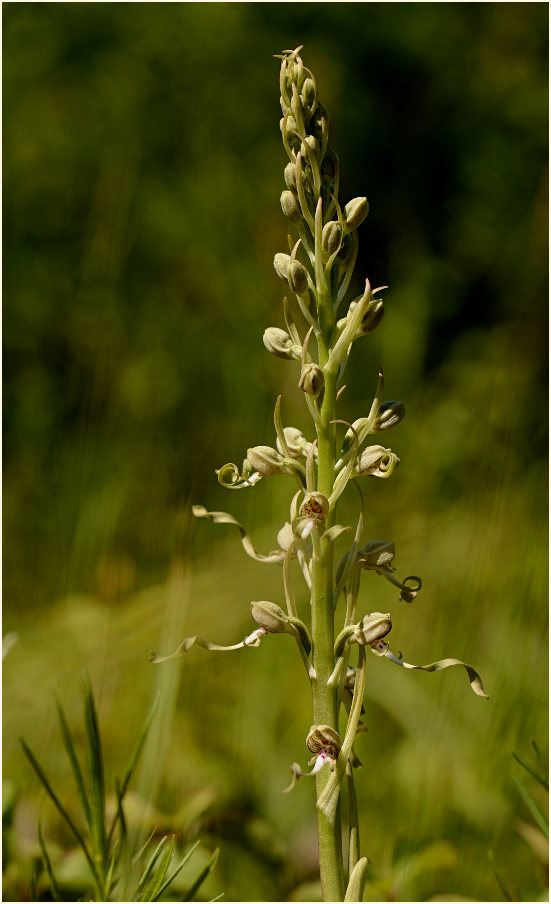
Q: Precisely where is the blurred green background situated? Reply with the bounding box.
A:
[3,3,548,902]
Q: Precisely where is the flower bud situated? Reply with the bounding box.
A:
[284,162,298,194]
[320,149,338,189]
[322,221,342,256]
[306,725,341,758]
[300,77,316,108]
[355,445,399,478]
[337,232,355,268]
[280,113,298,138]
[299,363,324,397]
[276,426,309,458]
[358,541,395,569]
[301,134,320,161]
[273,252,291,281]
[349,297,384,334]
[344,197,369,231]
[300,492,329,522]
[263,327,295,359]
[288,259,309,296]
[281,190,302,224]
[353,612,392,646]
[250,601,292,634]
[247,445,287,476]
[374,401,405,431]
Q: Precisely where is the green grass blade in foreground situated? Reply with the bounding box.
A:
[137,835,175,901]
[83,682,107,881]
[152,840,201,902]
[107,696,159,847]
[38,819,62,902]
[513,748,549,791]
[134,836,170,900]
[182,847,220,902]
[20,739,99,883]
[488,849,513,902]
[55,697,92,829]
[514,775,549,839]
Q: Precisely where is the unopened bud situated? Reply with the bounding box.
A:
[250,601,292,634]
[276,426,309,458]
[273,253,291,280]
[322,221,342,256]
[374,401,405,431]
[353,612,392,646]
[301,77,316,107]
[355,445,399,478]
[247,445,287,476]
[281,190,302,224]
[299,363,324,397]
[349,297,384,334]
[358,541,396,569]
[288,259,309,295]
[301,134,320,161]
[337,232,355,268]
[320,149,338,189]
[284,162,298,194]
[300,492,329,522]
[263,327,296,359]
[344,197,369,231]
[306,725,341,758]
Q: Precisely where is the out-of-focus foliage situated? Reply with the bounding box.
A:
[3,4,547,902]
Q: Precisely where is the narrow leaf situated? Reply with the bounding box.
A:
[20,739,98,882]
[152,840,201,902]
[512,749,549,791]
[134,836,169,899]
[182,848,220,902]
[344,856,368,902]
[55,698,91,830]
[38,820,62,902]
[515,775,549,839]
[488,849,513,902]
[83,683,106,867]
[139,836,174,901]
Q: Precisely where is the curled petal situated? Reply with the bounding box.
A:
[380,646,489,699]
[282,753,333,793]
[216,461,261,489]
[193,506,286,564]
[149,629,267,663]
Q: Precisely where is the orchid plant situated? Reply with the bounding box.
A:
[151,46,488,902]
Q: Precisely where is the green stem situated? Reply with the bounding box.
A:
[311,337,344,900]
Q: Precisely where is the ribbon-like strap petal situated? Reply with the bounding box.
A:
[193,506,285,564]
[381,647,489,699]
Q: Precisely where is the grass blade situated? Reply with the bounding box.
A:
[107,696,159,847]
[139,836,175,901]
[488,849,513,902]
[515,775,549,839]
[83,682,106,875]
[21,739,99,883]
[152,840,201,901]
[512,746,549,791]
[183,847,220,902]
[55,697,92,829]
[134,836,169,899]
[38,819,62,902]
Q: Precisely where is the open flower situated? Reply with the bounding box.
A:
[283,725,342,793]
